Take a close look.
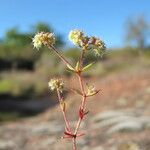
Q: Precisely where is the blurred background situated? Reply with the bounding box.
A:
[0,0,150,150]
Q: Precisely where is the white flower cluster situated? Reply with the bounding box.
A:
[68,29,106,56]
[48,78,64,92]
[33,32,55,49]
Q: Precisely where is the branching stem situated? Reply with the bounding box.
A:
[48,45,90,150]
[72,73,87,150]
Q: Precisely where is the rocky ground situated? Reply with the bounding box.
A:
[0,66,150,150]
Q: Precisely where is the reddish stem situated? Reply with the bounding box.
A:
[74,98,86,133]
[78,73,86,96]
[57,90,71,133]
[72,73,87,150]
[72,138,77,150]
[47,44,89,150]
[74,74,87,134]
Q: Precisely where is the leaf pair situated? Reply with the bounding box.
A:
[67,62,95,73]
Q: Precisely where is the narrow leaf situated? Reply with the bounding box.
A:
[66,64,75,71]
[83,62,95,71]
[60,101,66,111]
[75,61,80,71]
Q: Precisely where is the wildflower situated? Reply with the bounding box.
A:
[33,32,55,49]
[89,36,106,56]
[68,29,84,46]
[48,78,64,92]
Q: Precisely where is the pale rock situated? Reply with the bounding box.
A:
[108,120,143,134]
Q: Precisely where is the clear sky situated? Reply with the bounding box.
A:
[0,0,150,48]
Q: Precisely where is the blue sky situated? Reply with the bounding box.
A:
[0,0,150,48]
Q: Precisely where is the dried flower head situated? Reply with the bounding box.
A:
[89,37,106,56]
[86,84,97,96]
[68,29,84,46]
[48,78,64,92]
[33,32,55,49]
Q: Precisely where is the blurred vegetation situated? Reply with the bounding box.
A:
[125,15,150,51]
[0,22,64,71]
[0,112,20,122]
[0,20,150,121]
[0,48,150,99]
[0,20,150,99]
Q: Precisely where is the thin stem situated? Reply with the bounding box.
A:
[72,138,77,150]
[74,94,86,135]
[78,73,85,96]
[79,49,85,68]
[57,90,72,133]
[47,45,89,150]
[74,73,87,135]
[47,45,73,68]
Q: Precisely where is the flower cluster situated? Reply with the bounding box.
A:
[33,32,55,49]
[68,30,84,46]
[68,29,106,56]
[88,36,106,56]
[48,78,64,92]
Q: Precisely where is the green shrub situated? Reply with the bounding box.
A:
[0,79,14,94]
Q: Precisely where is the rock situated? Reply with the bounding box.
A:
[93,146,104,150]
[82,146,90,150]
[146,86,150,94]
[78,138,88,146]
[29,122,63,136]
[92,110,134,123]
[40,138,56,147]
[139,117,150,129]
[107,120,143,134]
[92,109,150,134]
[135,101,145,108]
[116,142,140,150]
[0,140,15,150]
[116,98,128,106]
[94,116,136,128]
[145,122,150,129]
[139,117,150,124]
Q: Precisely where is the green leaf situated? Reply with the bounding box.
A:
[82,62,95,71]
[75,61,80,71]
[66,64,75,71]
[66,69,75,73]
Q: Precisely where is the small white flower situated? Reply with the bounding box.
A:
[48,78,64,92]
